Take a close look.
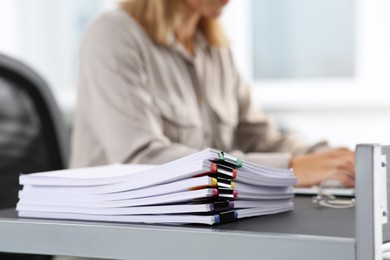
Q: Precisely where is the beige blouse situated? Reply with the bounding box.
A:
[70,8,327,169]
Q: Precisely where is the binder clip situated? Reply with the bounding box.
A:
[217,187,238,199]
[210,201,234,213]
[216,177,235,189]
[213,152,243,169]
[215,211,238,224]
[209,162,237,179]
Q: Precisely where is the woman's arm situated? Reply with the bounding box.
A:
[229,50,355,186]
[291,148,355,187]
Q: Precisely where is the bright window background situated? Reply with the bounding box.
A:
[0,0,116,109]
[252,0,355,79]
[221,0,390,147]
[1,0,390,148]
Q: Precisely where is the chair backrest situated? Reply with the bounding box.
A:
[0,53,70,209]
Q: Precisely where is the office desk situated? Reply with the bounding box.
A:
[1,196,383,260]
[0,144,388,260]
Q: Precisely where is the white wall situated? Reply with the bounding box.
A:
[272,109,390,149]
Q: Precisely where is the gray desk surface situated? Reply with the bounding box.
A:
[2,196,383,260]
[0,196,355,236]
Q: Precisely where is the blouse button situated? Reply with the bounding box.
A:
[197,96,204,105]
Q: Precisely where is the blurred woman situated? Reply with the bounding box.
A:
[71,0,355,187]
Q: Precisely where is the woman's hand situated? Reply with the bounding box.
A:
[290,148,355,187]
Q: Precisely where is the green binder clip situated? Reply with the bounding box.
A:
[217,152,243,168]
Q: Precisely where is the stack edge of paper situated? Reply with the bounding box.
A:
[17,149,296,225]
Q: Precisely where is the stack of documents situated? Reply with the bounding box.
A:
[17,149,296,225]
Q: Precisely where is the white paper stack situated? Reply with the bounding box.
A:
[17,149,296,225]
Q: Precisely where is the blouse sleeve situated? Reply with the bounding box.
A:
[229,51,329,168]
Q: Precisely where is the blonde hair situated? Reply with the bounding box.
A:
[120,0,228,48]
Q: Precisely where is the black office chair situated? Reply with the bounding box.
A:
[0,53,70,260]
